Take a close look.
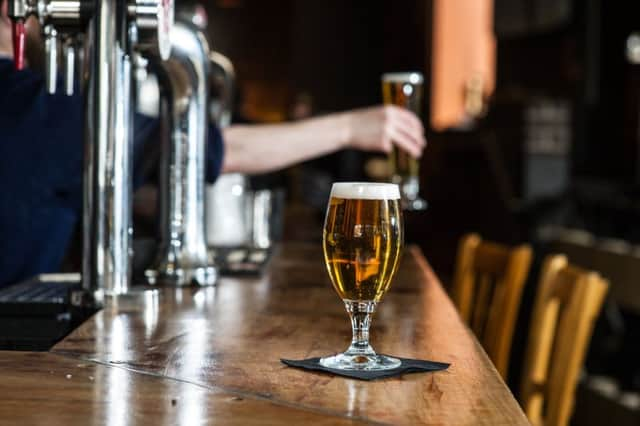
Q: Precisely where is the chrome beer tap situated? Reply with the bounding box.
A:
[144,19,217,286]
[81,0,174,303]
[8,0,90,94]
[7,0,28,70]
[8,0,175,306]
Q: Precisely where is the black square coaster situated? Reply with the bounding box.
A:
[281,356,450,381]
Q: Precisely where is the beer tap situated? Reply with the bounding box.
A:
[43,24,57,92]
[81,0,174,302]
[7,0,27,70]
[8,0,175,306]
[62,36,75,95]
[7,0,90,94]
[144,19,217,287]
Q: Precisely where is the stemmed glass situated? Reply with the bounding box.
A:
[320,182,403,371]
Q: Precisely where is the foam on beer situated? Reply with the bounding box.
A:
[330,182,401,200]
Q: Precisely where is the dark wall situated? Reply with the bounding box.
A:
[290,0,428,112]
[206,1,293,85]
[289,2,383,112]
[588,0,640,181]
[495,0,640,182]
[202,0,428,117]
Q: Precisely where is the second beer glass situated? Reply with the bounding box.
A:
[381,72,428,211]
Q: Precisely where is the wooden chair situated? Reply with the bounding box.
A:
[520,255,609,426]
[451,233,532,378]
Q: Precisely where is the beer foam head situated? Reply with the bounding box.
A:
[381,72,424,85]
[330,182,401,200]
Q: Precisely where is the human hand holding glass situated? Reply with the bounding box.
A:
[320,182,403,371]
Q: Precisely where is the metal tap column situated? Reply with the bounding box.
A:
[83,0,134,301]
[145,21,216,286]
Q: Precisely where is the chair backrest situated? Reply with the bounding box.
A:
[451,233,532,378]
[520,255,609,426]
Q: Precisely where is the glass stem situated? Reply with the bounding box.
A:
[344,300,377,356]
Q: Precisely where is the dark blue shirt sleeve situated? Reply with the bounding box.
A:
[206,123,225,183]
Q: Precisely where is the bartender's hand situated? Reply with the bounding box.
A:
[343,105,426,158]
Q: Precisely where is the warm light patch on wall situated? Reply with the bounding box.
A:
[431,0,496,130]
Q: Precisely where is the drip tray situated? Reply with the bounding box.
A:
[0,274,97,351]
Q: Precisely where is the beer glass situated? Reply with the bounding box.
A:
[382,72,428,211]
[320,182,403,370]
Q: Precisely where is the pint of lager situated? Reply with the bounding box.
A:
[381,72,427,210]
[320,182,403,371]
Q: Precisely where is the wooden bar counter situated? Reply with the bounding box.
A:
[0,243,529,425]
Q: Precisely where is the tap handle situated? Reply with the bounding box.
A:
[44,25,58,94]
[63,39,75,96]
[12,19,26,71]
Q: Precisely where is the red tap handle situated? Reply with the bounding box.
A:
[12,19,26,71]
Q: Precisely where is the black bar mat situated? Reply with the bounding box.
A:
[281,356,450,381]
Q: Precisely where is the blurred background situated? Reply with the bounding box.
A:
[199,1,640,424]
[201,0,638,270]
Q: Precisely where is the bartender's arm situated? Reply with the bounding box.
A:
[222,105,426,174]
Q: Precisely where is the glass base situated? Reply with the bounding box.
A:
[323,300,400,371]
[320,353,401,371]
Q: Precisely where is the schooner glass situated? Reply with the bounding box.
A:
[382,71,428,211]
[320,182,403,370]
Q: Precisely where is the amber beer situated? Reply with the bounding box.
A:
[381,72,426,209]
[323,183,403,302]
[382,73,423,179]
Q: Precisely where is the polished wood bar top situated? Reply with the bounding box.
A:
[0,351,361,425]
[2,243,529,425]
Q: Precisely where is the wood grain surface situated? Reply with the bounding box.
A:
[2,243,529,425]
[0,351,364,425]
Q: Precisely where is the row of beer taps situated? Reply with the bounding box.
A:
[7,0,233,306]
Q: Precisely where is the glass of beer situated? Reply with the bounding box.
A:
[320,182,403,370]
[381,72,428,211]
